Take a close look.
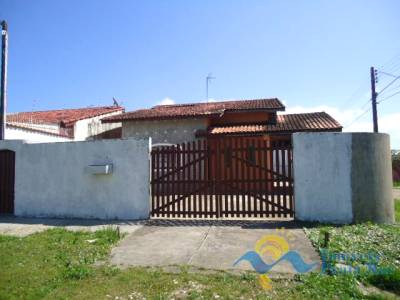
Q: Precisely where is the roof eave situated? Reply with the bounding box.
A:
[198,127,343,137]
[102,107,285,123]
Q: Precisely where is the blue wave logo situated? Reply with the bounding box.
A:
[234,250,318,274]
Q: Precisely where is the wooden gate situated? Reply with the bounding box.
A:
[0,150,15,214]
[150,137,293,219]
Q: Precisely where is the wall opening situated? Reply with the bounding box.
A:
[0,150,15,214]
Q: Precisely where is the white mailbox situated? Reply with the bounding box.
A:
[87,164,113,175]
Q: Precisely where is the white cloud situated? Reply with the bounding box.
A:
[157,97,175,106]
[284,105,400,149]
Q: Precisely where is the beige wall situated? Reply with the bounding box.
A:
[122,118,207,145]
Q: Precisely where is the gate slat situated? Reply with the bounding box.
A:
[288,145,294,217]
[281,143,287,218]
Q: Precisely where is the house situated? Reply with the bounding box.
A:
[101,98,342,218]
[5,105,124,143]
[102,98,342,145]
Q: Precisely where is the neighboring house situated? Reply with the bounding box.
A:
[102,98,342,145]
[6,105,124,143]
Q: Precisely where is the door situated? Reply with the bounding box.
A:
[0,150,15,214]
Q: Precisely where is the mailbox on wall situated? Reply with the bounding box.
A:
[87,164,113,175]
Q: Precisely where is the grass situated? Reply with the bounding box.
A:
[0,228,398,299]
[0,227,120,299]
[0,228,374,300]
[1,203,400,299]
[394,181,400,188]
[396,199,400,223]
[304,216,400,296]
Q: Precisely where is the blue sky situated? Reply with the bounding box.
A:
[1,0,400,146]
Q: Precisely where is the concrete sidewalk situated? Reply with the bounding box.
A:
[0,216,145,237]
[110,219,321,274]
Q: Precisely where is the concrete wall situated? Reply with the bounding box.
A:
[351,134,393,223]
[122,118,207,145]
[293,132,394,224]
[0,139,150,220]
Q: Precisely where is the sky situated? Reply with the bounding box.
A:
[1,0,400,147]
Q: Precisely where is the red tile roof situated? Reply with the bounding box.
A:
[7,106,124,127]
[205,112,342,135]
[103,98,284,122]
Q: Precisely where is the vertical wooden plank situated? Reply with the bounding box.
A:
[255,139,260,217]
[172,146,177,218]
[153,148,158,217]
[288,145,294,218]
[239,137,244,217]
[228,138,234,217]
[182,143,187,218]
[151,148,155,217]
[233,138,239,217]
[269,140,275,218]
[281,144,287,218]
[191,141,197,218]
[185,142,190,218]
[275,141,281,218]
[215,139,221,218]
[176,144,184,218]
[198,140,203,218]
[220,138,226,217]
[165,147,171,218]
[245,138,249,217]
[159,147,165,217]
[263,139,269,218]
[158,148,162,218]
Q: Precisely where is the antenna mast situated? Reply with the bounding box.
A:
[206,73,215,100]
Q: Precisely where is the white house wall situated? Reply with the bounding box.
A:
[5,127,71,143]
[122,118,207,145]
[74,111,123,141]
[0,139,150,220]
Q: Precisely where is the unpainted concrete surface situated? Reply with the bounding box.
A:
[110,219,321,275]
[0,216,144,237]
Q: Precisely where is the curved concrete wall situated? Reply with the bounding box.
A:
[294,132,394,224]
[351,133,394,223]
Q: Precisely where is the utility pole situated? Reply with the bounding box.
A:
[370,66,378,133]
[206,73,215,100]
[0,20,8,140]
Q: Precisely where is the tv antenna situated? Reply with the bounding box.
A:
[206,73,215,100]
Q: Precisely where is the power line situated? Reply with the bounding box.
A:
[378,83,400,97]
[339,77,370,109]
[377,74,400,94]
[377,90,400,104]
[344,106,372,129]
[379,50,400,70]
[377,70,398,78]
